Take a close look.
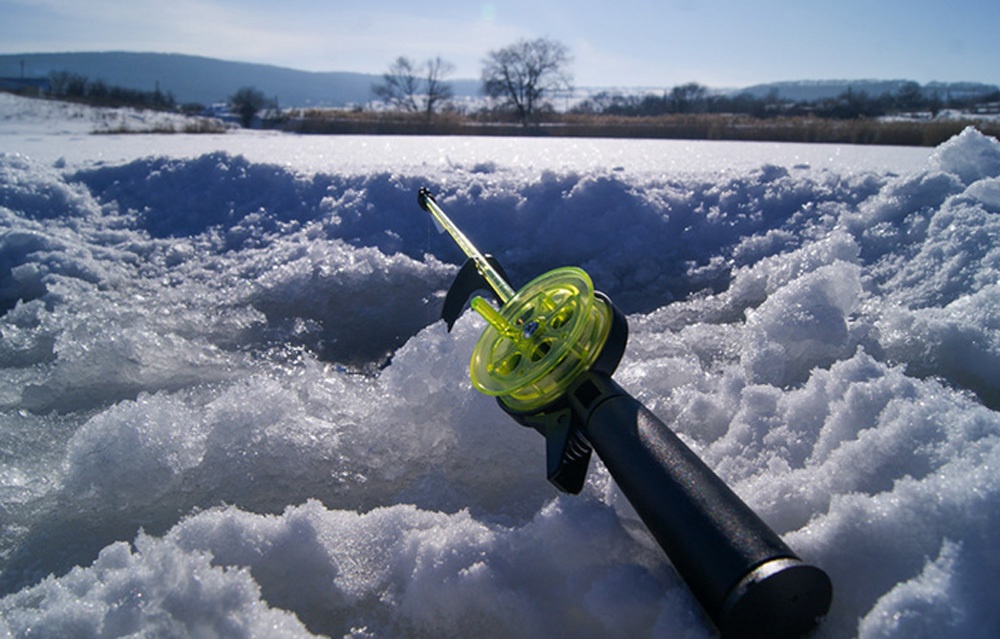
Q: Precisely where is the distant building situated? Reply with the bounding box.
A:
[0,77,50,95]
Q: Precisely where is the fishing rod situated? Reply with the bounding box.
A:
[416,187,832,639]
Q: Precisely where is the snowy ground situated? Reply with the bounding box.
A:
[1,94,999,638]
[0,93,227,137]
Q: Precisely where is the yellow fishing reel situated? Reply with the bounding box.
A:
[468,267,613,412]
[417,187,621,414]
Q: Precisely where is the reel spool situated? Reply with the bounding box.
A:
[469,266,613,413]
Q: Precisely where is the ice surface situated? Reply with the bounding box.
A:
[1,94,998,638]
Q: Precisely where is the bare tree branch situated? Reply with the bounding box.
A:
[482,38,572,125]
[372,56,455,117]
[423,56,455,118]
[372,57,421,112]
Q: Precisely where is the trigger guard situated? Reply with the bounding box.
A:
[441,256,511,331]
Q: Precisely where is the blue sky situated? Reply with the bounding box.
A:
[2,0,998,88]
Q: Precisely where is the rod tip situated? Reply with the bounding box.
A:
[417,187,434,212]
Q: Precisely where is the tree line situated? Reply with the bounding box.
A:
[47,71,177,111]
[43,71,278,129]
[42,37,995,134]
[572,81,1000,120]
[368,37,998,125]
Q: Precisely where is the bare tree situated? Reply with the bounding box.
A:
[423,56,454,118]
[373,56,454,117]
[372,56,421,112]
[481,37,572,125]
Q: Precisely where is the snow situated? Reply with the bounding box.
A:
[1,93,998,638]
[0,93,226,137]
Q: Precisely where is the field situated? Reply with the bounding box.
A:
[284,108,1000,147]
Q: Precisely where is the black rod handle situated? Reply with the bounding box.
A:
[569,372,832,639]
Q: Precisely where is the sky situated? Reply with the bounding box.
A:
[2,0,999,89]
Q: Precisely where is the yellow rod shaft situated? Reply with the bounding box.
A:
[421,193,515,304]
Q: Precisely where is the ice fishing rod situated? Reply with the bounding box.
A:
[416,188,832,639]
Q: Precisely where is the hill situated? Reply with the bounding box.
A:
[3,52,997,110]
[0,52,480,107]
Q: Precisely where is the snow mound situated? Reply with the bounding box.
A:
[2,123,999,638]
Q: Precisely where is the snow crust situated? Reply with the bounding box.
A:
[1,95,998,638]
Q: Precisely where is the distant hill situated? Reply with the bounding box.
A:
[3,52,996,109]
[740,79,999,102]
[0,52,481,107]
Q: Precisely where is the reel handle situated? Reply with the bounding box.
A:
[567,371,832,639]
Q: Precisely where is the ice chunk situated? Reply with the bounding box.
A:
[741,261,862,386]
[930,126,1000,185]
[0,534,315,638]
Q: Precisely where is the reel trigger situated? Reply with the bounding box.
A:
[441,255,512,331]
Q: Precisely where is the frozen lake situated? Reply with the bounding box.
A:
[5,126,933,177]
[1,94,998,638]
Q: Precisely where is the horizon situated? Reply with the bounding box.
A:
[1,1,998,89]
[3,50,998,95]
